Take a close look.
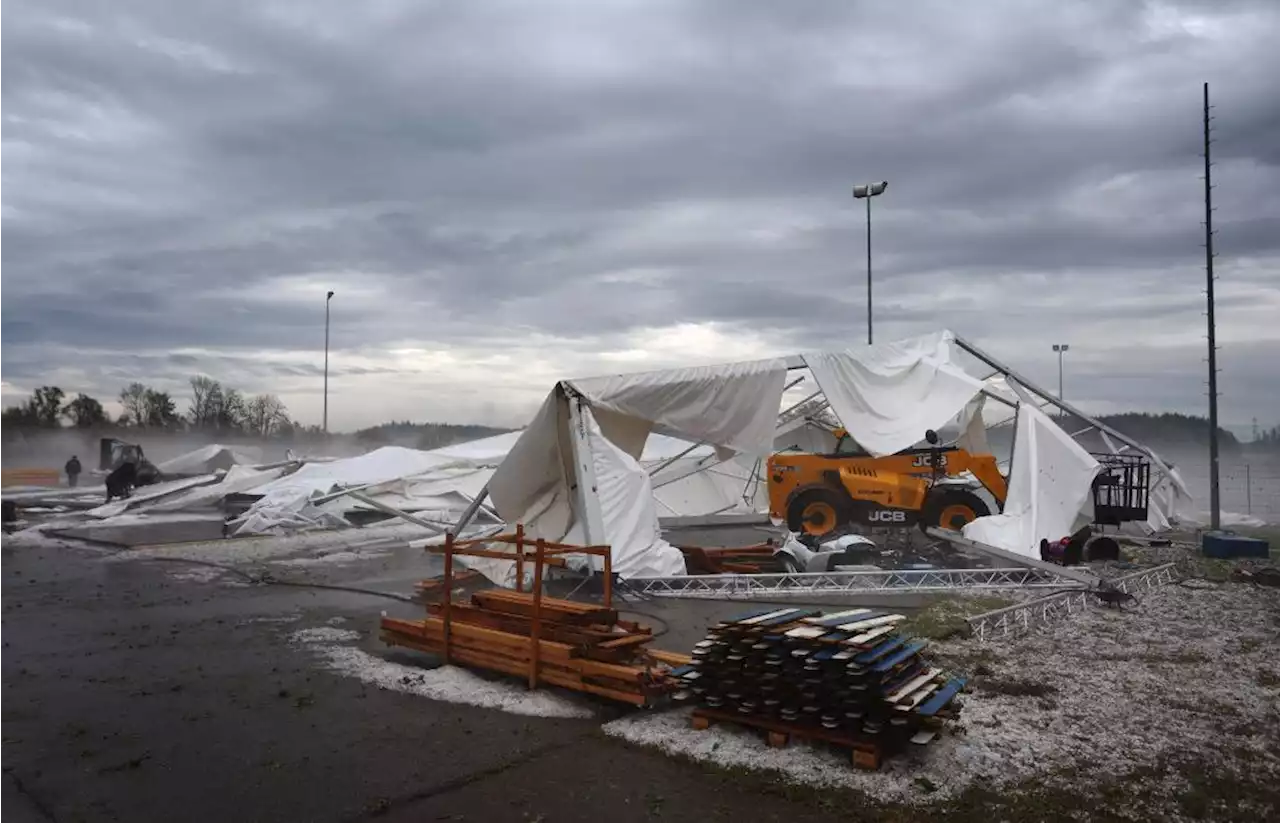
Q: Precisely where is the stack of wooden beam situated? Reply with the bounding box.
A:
[672,606,965,769]
[381,589,688,706]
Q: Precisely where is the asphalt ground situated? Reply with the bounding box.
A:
[2,534,867,823]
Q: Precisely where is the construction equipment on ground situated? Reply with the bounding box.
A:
[98,438,161,487]
[768,429,1008,538]
[381,526,690,707]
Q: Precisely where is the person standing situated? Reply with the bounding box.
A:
[65,455,82,488]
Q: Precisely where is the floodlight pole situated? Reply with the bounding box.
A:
[324,290,334,434]
[852,181,888,345]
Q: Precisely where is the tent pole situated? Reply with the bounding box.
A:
[953,336,1171,470]
[450,485,491,535]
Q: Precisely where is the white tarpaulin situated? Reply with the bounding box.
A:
[488,358,792,579]
[584,406,686,578]
[963,403,1101,557]
[803,331,986,456]
[156,444,263,475]
[570,356,790,457]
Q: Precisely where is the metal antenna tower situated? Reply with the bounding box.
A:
[1203,82,1221,531]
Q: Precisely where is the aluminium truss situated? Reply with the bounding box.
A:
[965,562,1177,642]
[627,566,1080,600]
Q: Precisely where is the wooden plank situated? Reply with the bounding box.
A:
[529,538,545,689]
[895,682,940,711]
[854,635,908,664]
[871,642,925,674]
[724,606,789,624]
[646,649,693,667]
[845,624,897,646]
[737,608,798,626]
[596,633,654,651]
[803,608,875,627]
[472,590,616,624]
[425,603,622,645]
[837,614,905,633]
[754,608,821,627]
[383,631,650,706]
[915,678,966,717]
[886,668,941,703]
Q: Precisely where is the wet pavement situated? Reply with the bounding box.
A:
[2,534,862,823]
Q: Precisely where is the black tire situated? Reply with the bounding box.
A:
[921,488,991,532]
[785,487,852,538]
[777,553,804,574]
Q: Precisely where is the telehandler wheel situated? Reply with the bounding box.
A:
[785,487,851,538]
[922,488,991,532]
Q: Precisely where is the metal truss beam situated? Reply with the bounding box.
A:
[627,567,1079,599]
[965,562,1177,642]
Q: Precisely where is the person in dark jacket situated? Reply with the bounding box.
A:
[104,461,137,502]
[65,455,82,488]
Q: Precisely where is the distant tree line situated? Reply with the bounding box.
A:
[1252,425,1280,451]
[1095,412,1242,447]
[1,377,309,439]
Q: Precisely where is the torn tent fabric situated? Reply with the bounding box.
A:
[963,403,1101,557]
[802,331,986,457]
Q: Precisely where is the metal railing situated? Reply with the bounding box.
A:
[627,567,1079,599]
[965,562,1177,642]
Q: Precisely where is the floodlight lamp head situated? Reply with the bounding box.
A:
[852,181,888,199]
[327,290,335,300]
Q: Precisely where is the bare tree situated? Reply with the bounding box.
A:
[188,376,222,428]
[244,394,289,437]
[219,388,247,433]
[119,383,148,426]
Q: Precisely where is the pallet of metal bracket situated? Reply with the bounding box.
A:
[668,605,966,768]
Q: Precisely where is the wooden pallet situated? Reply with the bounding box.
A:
[690,707,885,770]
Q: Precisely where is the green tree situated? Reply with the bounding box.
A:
[63,393,107,428]
[143,389,182,428]
[20,386,67,428]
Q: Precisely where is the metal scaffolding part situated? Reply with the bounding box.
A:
[627,567,1080,600]
[966,562,1177,642]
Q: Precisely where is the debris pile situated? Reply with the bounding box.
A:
[672,606,965,769]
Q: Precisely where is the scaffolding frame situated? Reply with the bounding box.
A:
[627,566,1078,599]
[965,563,1177,642]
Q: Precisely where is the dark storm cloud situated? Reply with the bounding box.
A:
[3,0,1279,428]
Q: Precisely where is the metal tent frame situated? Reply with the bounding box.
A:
[445,334,1187,592]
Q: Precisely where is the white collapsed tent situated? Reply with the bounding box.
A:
[447,330,1191,584]
[47,330,1189,577]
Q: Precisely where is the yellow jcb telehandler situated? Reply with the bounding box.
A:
[766,429,1008,537]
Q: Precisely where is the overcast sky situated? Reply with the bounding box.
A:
[3,0,1278,432]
